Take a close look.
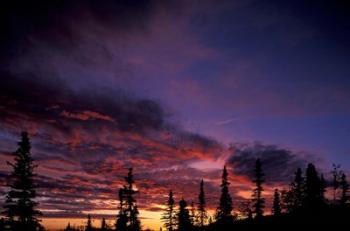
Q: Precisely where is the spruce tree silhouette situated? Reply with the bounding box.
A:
[282,168,305,213]
[331,164,342,202]
[320,174,326,203]
[340,173,349,204]
[215,166,233,226]
[2,132,42,231]
[190,201,196,226]
[124,168,141,231]
[305,163,324,210]
[85,214,93,231]
[161,190,175,231]
[0,218,5,231]
[197,179,207,228]
[101,218,107,231]
[237,200,252,220]
[64,222,72,231]
[291,168,305,210]
[252,158,265,218]
[272,189,281,216]
[177,198,192,231]
[247,209,253,221]
[116,188,127,231]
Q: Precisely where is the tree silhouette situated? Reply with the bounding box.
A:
[272,189,281,216]
[320,174,326,203]
[177,198,192,231]
[161,190,175,231]
[215,166,233,225]
[305,163,324,209]
[197,179,207,227]
[252,158,265,218]
[237,200,252,220]
[208,216,213,225]
[340,173,349,204]
[116,188,127,231]
[331,164,342,202]
[101,218,107,231]
[0,218,5,231]
[2,132,42,231]
[281,168,305,213]
[291,168,305,210]
[64,222,72,231]
[123,168,141,231]
[85,214,93,231]
[190,201,196,226]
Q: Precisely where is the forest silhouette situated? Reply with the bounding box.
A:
[1,132,349,231]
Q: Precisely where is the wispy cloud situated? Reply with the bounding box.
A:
[215,115,238,126]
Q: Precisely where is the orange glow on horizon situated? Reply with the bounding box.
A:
[41,210,164,231]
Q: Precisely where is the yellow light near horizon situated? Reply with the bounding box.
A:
[41,209,164,231]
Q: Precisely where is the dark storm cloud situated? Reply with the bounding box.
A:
[0,71,166,132]
[228,143,312,183]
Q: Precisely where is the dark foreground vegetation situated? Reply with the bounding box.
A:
[1,132,349,231]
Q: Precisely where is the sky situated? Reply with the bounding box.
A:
[1,0,350,230]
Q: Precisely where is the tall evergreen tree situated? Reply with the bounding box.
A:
[340,173,349,204]
[101,218,107,231]
[305,163,324,209]
[161,190,175,231]
[123,168,141,231]
[190,201,196,226]
[320,174,326,203]
[197,179,207,227]
[177,198,192,231]
[237,200,252,220]
[85,214,93,231]
[116,188,127,231]
[215,166,233,225]
[331,164,342,202]
[272,189,281,216]
[291,168,305,210]
[0,218,5,231]
[64,222,72,231]
[2,132,42,231]
[281,168,305,213]
[252,158,265,218]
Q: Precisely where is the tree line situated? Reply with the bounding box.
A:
[1,132,349,231]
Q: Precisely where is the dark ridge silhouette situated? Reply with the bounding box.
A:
[1,132,350,231]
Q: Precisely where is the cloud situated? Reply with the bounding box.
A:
[215,116,238,126]
[60,110,115,122]
[0,0,340,226]
[0,65,224,220]
[227,143,312,183]
[0,71,168,133]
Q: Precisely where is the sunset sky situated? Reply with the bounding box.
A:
[1,0,350,230]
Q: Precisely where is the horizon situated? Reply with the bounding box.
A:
[1,0,350,230]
